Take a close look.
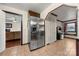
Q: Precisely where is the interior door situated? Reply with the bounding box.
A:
[45,14,57,44]
[0,10,5,52]
[50,15,57,43]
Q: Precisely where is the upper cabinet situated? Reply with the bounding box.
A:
[29,10,40,17]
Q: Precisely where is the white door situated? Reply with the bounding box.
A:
[0,10,5,52]
[50,15,57,43]
[45,14,57,44]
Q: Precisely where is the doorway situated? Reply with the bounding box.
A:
[45,4,77,56]
[52,5,77,40]
[4,11,22,48]
[46,4,77,41]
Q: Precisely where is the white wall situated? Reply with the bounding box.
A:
[11,22,21,31]
[40,3,62,19]
[77,10,79,38]
[56,21,63,27]
[0,4,28,44]
[6,13,21,32]
[0,10,5,52]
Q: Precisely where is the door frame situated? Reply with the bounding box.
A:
[3,10,23,47]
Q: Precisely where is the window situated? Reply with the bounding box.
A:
[65,22,76,35]
[66,23,75,32]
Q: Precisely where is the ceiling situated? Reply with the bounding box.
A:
[51,5,77,21]
[0,3,51,13]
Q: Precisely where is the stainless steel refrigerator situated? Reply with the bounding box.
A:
[28,16,45,51]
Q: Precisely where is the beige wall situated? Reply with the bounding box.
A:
[0,4,29,44]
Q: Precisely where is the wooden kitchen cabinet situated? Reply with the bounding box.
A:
[14,32,21,39]
[6,32,14,41]
[6,31,21,41]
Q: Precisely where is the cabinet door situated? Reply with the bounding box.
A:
[0,10,5,52]
[6,32,14,40]
[14,32,21,39]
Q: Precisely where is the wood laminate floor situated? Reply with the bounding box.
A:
[65,38,76,56]
[6,39,21,48]
[0,38,76,56]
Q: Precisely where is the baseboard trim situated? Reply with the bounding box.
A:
[64,37,76,39]
[21,42,29,45]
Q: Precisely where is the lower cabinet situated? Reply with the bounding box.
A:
[6,31,21,41]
